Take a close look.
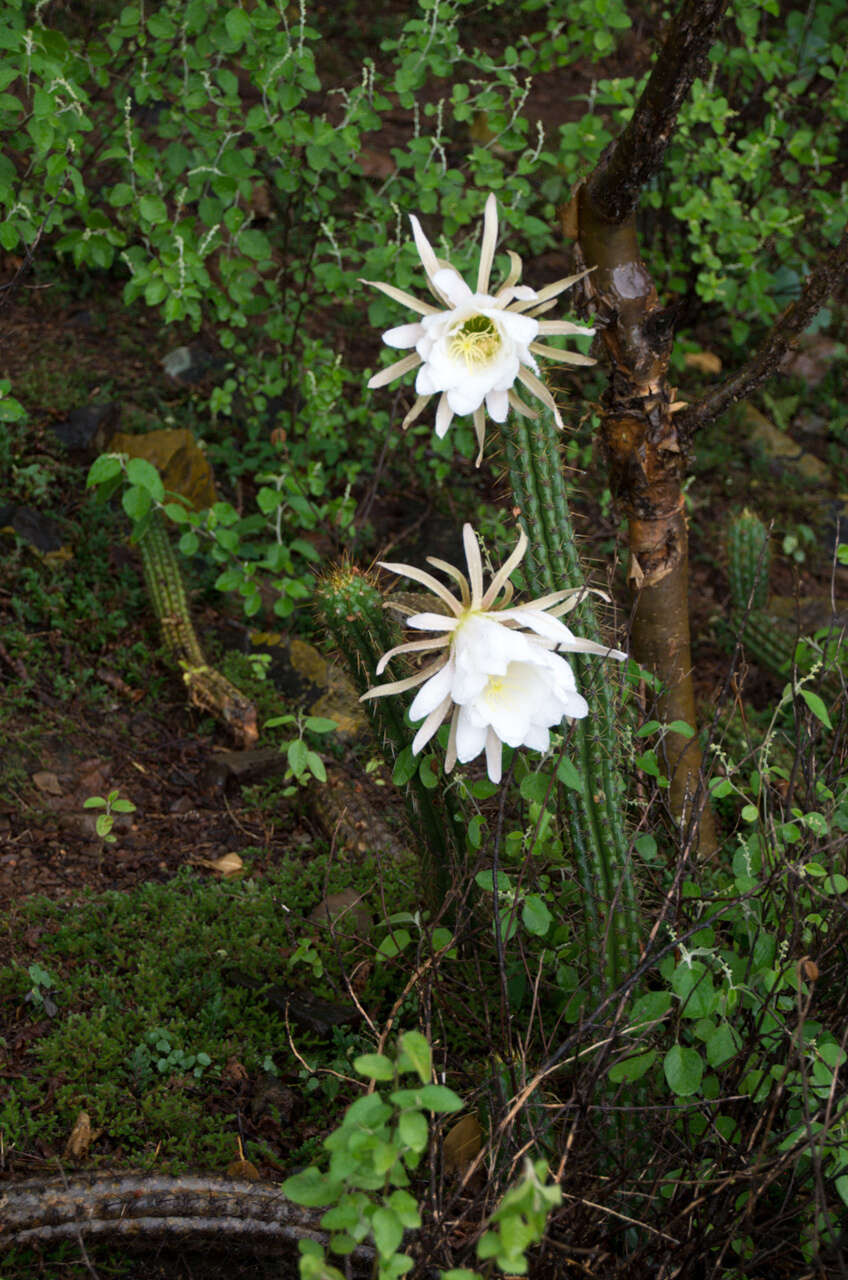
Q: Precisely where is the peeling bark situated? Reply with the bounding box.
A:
[0,1173,373,1267]
[565,0,735,853]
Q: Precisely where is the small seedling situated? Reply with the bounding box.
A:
[265,713,337,791]
[83,789,136,844]
[24,961,58,1017]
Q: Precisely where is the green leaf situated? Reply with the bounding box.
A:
[706,1022,741,1069]
[665,720,695,738]
[398,1031,431,1083]
[397,1109,428,1152]
[387,1190,421,1230]
[378,930,411,959]
[305,717,337,734]
[663,1044,704,1097]
[283,1166,341,1208]
[125,457,164,498]
[372,1208,404,1259]
[287,739,309,777]
[474,869,512,893]
[521,895,552,936]
[122,485,151,522]
[556,756,583,793]
[306,751,326,783]
[138,195,167,225]
[353,1053,395,1081]
[225,7,252,45]
[800,688,832,730]
[392,747,417,787]
[87,455,123,488]
[609,1050,657,1084]
[391,1084,463,1113]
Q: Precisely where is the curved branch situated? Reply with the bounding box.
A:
[675,223,848,439]
[586,0,730,225]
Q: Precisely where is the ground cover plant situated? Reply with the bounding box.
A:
[1,0,848,1277]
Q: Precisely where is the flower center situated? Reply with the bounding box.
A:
[448,314,501,368]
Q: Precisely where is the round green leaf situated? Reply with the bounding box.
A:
[663,1044,704,1097]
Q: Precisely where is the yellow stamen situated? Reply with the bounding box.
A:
[449,315,501,368]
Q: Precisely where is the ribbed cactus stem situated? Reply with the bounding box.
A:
[136,512,258,744]
[728,510,771,612]
[315,564,464,905]
[500,408,640,999]
[139,511,205,666]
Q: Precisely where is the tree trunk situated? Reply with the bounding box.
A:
[567,0,731,854]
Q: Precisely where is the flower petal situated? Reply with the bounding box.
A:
[462,524,484,607]
[402,395,432,430]
[409,214,441,279]
[377,560,464,615]
[480,526,528,609]
[383,322,426,349]
[406,612,459,632]
[473,405,486,467]
[485,728,503,783]
[433,268,473,307]
[485,388,509,422]
[361,278,439,315]
[529,341,595,367]
[517,365,563,428]
[507,388,540,419]
[477,192,498,295]
[412,694,453,754]
[368,352,422,389]
[410,660,455,720]
[374,635,451,675]
[509,269,592,313]
[435,393,454,438]
[536,320,596,337]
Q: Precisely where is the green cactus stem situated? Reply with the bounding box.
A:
[315,563,464,905]
[727,510,771,613]
[500,407,641,1000]
[138,512,258,746]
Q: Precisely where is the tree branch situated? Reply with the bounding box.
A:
[586,0,730,225]
[675,223,848,439]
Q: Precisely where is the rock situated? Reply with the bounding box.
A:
[106,427,217,510]
[308,889,372,938]
[160,344,219,384]
[51,403,119,455]
[0,505,66,552]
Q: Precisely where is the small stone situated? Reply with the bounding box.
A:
[308,889,372,939]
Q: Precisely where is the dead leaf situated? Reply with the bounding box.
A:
[684,351,722,374]
[442,1113,483,1176]
[190,852,244,878]
[222,1056,249,1084]
[33,771,63,795]
[227,1134,261,1180]
[64,1110,102,1161]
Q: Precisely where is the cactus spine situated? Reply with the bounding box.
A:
[501,407,640,999]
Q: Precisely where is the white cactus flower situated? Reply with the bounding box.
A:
[362,194,595,466]
[362,524,625,784]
